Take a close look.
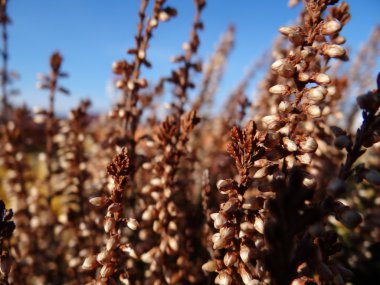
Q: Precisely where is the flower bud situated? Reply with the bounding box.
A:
[89,196,109,207]
[262,115,282,130]
[300,137,318,153]
[82,255,99,270]
[202,260,218,272]
[307,86,327,102]
[314,73,331,85]
[271,59,295,78]
[223,251,238,267]
[278,26,299,36]
[306,105,321,118]
[321,19,342,35]
[279,101,292,113]
[100,264,113,278]
[322,44,346,58]
[269,84,289,95]
[298,72,310,82]
[283,137,298,152]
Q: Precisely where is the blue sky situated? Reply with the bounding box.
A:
[6,0,380,114]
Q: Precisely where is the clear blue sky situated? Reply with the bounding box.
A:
[6,0,380,114]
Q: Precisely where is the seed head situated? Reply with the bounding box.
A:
[321,19,342,35]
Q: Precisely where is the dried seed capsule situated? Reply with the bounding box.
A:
[240,244,252,263]
[321,19,342,35]
[289,32,304,46]
[89,196,110,207]
[202,260,218,272]
[298,72,310,82]
[283,137,298,152]
[127,218,139,231]
[269,84,289,95]
[239,266,254,285]
[218,271,232,285]
[262,115,282,130]
[100,264,114,278]
[106,235,120,251]
[271,59,295,78]
[223,251,238,267]
[279,101,292,113]
[221,198,239,213]
[307,86,327,102]
[220,226,235,240]
[108,203,122,213]
[322,44,346,58]
[306,105,321,118]
[97,250,113,265]
[254,216,264,234]
[214,213,228,229]
[104,218,116,233]
[278,26,299,36]
[300,137,318,153]
[314,73,331,85]
[82,255,99,270]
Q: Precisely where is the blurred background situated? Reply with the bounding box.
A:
[7,0,380,114]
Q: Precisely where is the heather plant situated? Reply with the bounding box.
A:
[0,0,379,284]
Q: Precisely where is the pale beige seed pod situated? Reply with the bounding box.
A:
[322,44,346,58]
[283,137,298,152]
[269,84,289,95]
[314,73,331,85]
[106,235,120,251]
[108,203,122,213]
[202,260,218,272]
[307,86,327,102]
[279,101,292,113]
[300,137,318,153]
[89,196,109,207]
[321,19,342,35]
[271,59,295,78]
[214,213,228,229]
[126,218,139,231]
[224,251,238,267]
[298,72,310,82]
[221,198,239,213]
[220,226,235,240]
[100,264,114,278]
[240,266,254,285]
[82,255,99,270]
[278,26,299,36]
[104,218,116,233]
[240,244,252,263]
[254,216,264,234]
[218,271,232,285]
[97,250,113,265]
[307,105,321,118]
[262,115,281,130]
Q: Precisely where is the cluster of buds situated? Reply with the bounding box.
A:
[84,148,138,284]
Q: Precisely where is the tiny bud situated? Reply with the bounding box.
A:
[223,251,238,267]
[269,84,289,95]
[262,115,282,130]
[278,26,299,36]
[108,203,122,213]
[254,216,264,234]
[202,260,218,272]
[306,105,321,118]
[321,19,342,35]
[300,137,318,153]
[279,101,292,113]
[82,255,99,270]
[298,72,310,82]
[240,244,252,263]
[314,73,331,85]
[322,44,346,58]
[283,137,298,152]
[127,218,139,231]
[218,271,232,285]
[271,59,295,78]
[100,264,113,278]
[106,235,120,251]
[89,196,109,207]
[214,213,228,229]
[307,86,327,102]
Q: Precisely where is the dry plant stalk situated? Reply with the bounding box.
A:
[0,0,379,284]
